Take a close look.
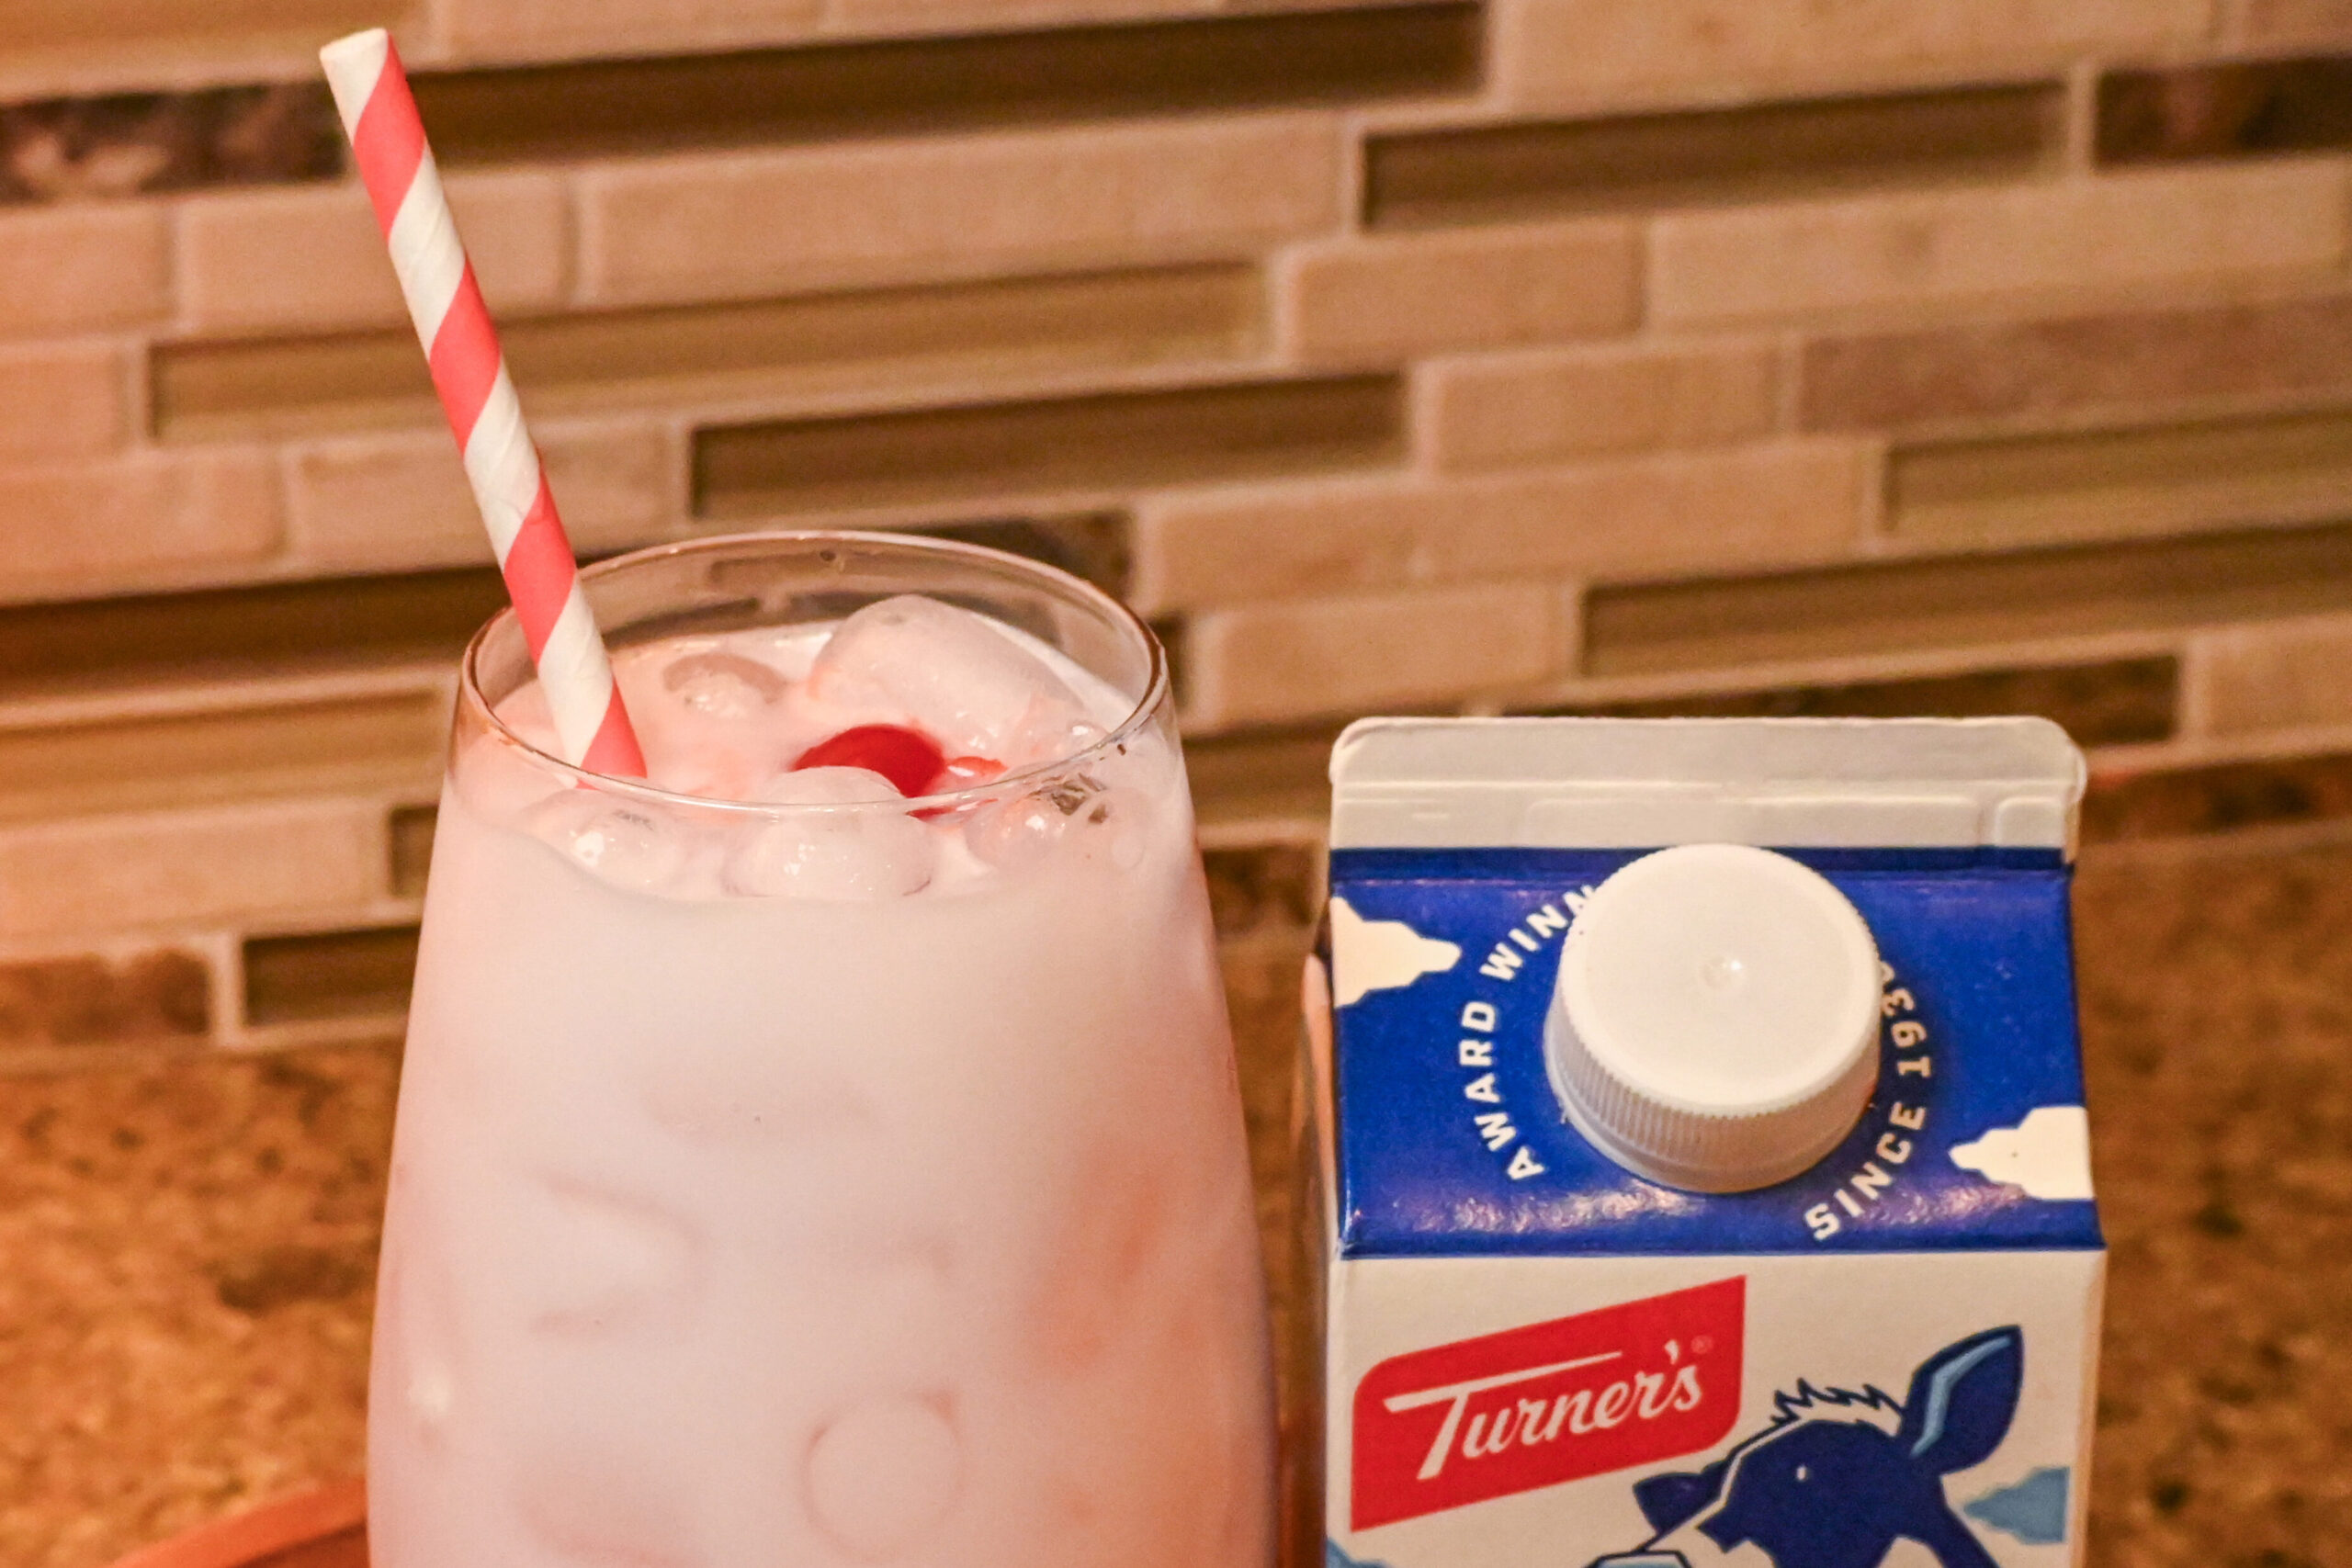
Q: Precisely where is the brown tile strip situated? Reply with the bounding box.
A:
[1152,615,1190,715]
[1364,82,2062,229]
[0,569,507,698]
[1583,519,2352,677]
[411,4,1480,167]
[0,0,393,56]
[1801,291,2352,433]
[906,513,1131,597]
[0,691,447,823]
[2085,750,2352,840]
[0,949,209,1048]
[1185,720,1351,828]
[388,806,436,900]
[694,376,1405,519]
[153,264,1266,443]
[1887,405,2352,544]
[0,85,337,205]
[1189,663,2179,828]
[2098,55,2352,165]
[1540,657,2179,749]
[243,926,420,1028]
[1204,841,1322,937]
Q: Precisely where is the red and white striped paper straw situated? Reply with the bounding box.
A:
[320,28,646,778]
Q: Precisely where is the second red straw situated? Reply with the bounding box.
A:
[319,28,647,779]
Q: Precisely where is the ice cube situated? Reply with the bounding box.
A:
[729,623,829,684]
[523,791,692,893]
[514,1442,703,1568]
[724,768,933,898]
[1090,786,1150,872]
[804,595,1089,763]
[1023,1148,1169,1376]
[406,1364,454,1430]
[515,1177,705,1338]
[377,1235,461,1450]
[803,1393,961,1561]
[964,790,1071,873]
[757,764,905,805]
[1040,717,1109,767]
[660,648,786,719]
[965,773,1146,872]
[654,752,767,806]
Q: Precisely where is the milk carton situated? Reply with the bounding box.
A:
[1302,718,2103,1568]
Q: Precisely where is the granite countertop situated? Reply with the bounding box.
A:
[5,832,2348,1567]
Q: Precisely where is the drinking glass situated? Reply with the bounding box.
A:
[369,532,1275,1568]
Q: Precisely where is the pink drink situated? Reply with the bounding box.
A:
[370,535,1275,1568]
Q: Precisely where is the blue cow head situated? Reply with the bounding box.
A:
[1589,1326,2024,1568]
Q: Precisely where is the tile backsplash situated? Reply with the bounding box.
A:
[4,0,2352,1068]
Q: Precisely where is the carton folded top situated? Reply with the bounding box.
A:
[1329,717,2086,856]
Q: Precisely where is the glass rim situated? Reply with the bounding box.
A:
[456,528,1172,818]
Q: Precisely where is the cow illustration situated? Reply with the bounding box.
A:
[1587,1326,2026,1568]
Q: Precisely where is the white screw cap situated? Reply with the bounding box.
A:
[1545,843,1881,1193]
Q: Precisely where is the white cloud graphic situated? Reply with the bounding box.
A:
[1329,896,1460,1007]
[1951,1105,2094,1201]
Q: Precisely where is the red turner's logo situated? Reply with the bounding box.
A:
[1351,1278,1745,1529]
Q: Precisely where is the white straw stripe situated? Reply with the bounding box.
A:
[462,367,537,562]
[320,26,640,773]
[539,589,616,761]
[317,29,388,138]
[387,149,464,351]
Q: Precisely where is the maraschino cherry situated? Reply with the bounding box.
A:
[792,725,944,796]
[792,725,1003,798]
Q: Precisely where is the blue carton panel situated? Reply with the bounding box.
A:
[1327,847,2103,1258]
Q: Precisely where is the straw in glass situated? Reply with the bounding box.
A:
[319,28,647,778]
